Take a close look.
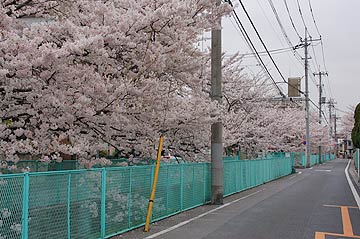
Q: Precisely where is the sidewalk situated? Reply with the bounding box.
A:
[349,158,360,190]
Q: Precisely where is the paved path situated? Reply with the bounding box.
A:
[116,159,360,239]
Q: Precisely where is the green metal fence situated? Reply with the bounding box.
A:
[0,160,81,174]
[224,155,293,196]
[0,153,310,239]
[0,163,211,239]
[300,153,335,167]
[0,158,157,174]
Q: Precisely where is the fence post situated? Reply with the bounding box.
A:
[203,164,206,203]
[234,162,238,192]
[166,166,169,213]
[192,164,195,205]
[180,164,183,211]
[21,173,30,239]
[67,174,71,239]
[128,167,132,228]
[101,168,106,238]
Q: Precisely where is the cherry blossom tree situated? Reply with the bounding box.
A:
[0,0,331,169]
[340,106,355,137]
[216,54,331,158]
[0,0,231,167]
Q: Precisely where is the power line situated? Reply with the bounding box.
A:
[229,0,326,105]
[226,46,302,59]
[308,0,321,37]
[319,39,333,99]
[310,40,320,72]
[320,39,328,72]
[267,0,293,48]
[266,0,305,74]
[283,0,302,39]
[309,98,329,125]
[256,0,286,47]
[237,0,300,94]
[227,0,286,97]
[296,0,309,31]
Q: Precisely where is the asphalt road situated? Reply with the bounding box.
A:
[117,159,360,239]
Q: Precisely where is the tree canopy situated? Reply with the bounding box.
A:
[351,103,360,148]
[0,0,332,169]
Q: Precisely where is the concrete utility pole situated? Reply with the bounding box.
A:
[334,113,339,156]
[304,30,311,168]
[334,113,337,154]
[302,31,321,168]
[211,0,223,205]
[313,71,328,164]
[328,99,336,137]
[327,99,337,154]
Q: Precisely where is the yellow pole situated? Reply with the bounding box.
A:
[144,135,164,232]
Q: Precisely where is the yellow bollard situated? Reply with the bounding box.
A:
[144,135,164,232]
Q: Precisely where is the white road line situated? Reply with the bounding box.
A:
[143,189,265,239]
[345,160,360,210]
[315,170,332,172]
[298,171,302,175]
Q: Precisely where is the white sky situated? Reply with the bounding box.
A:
[219,0,360,118]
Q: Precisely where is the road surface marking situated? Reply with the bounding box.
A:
[315,205,360,239]
[315,170,332,172]
[345,159,360,209]
[298,171,302,175]
[341,206,354,235]
[324,205,358,209]
[315,232,360,238]
[143,189,265,239]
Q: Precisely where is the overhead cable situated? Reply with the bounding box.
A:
[296,0,309,32]
[227,0,286,97]
[308,0,321,37]
[283,0,302,40]
[237,0,304,95]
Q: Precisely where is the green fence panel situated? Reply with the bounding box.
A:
[70,171,102,239]
[104,167,131,235]
[28,174,69,239]
[297,152,336,167]
[224,156,293,197]
[0,175,24,239]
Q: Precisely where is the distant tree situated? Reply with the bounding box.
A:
[351,103,360,148]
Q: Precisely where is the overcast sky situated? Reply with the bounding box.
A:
[220,0,360,117]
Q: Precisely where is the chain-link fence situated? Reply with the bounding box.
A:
[1,153,322,239]
[298,153,336,167]
[224,155,293,196]
[0,163,211,239]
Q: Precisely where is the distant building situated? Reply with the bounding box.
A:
[338,134,353,158]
